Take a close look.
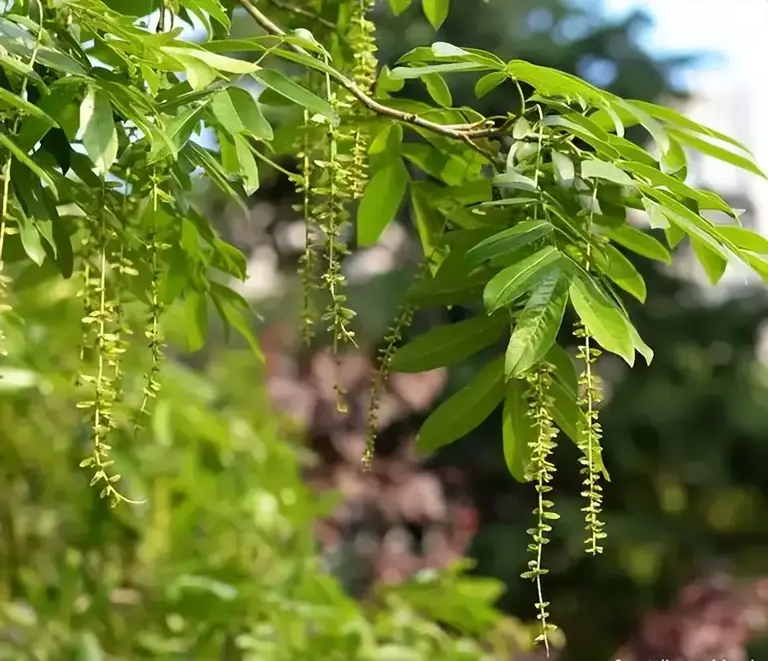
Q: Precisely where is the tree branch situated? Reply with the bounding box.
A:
[264,0,337,30]
[234,0,505,150]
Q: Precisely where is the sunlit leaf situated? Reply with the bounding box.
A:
[505,268,569,378]
[569,275,634,365]
[483,246,562,313]
[79,87,118,174]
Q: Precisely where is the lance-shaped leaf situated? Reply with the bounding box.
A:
[162,45,259,74]
[252,69,337,125]
[390,313,507,373]
[505,268,569,378]
[79,87,118,175]
[546,343,578,396]
[416,357,505,454]
[483,246,562,313]
[604,223,671,264]
[644,188,732,261]
[502,379,534,482]
[691,236,727,285]
[357,158,410,246]
[668,128,765,179]
[582,158,634,186]
[599,244,647,302]
[569,275,635,366]
[465,220,552,267]
[714,225,768,254]
[423,0,450,30]
[228,87,273,140]
[627,99,753,154]
[0,133,58,198]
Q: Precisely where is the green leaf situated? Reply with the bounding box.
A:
[0,133,58,199]
[0,88,57,124]
[162,45,259,74]
[642,188,731,261]
[211,89,245,135]
[252,69,337,125]
[174,54,218,90]
[357,158,410,246]
[189,0,231,28]
[466,220,552,267]
[186,142,247,211]
[389,0,412,14]
[390,62,487,80]
[618,160,734,216]
[52,214,74,278]
[505,269,569,378]
[690,236,727,285]
[569,276,634,365]
[410,184,444,264]
[600,244,646,302]
[407,268,487,307]
[15,78,81,151]
[714,225,768,254]
[14,208,45,266]
[150,103,208,162]
[581,158,634,187]
[234,135,260,195]
[422,73,452,107]
[604,224,671,264]
[0,51,46,91]
[422,0,450,30]
[79,87,118,175]
[475,72,505,99]
[551,151,575,187]
[227,87,273,140]
[390,313,507,373]
[483,246,562,313]
[662,135,687,176]
[628,323,653,366]
[667,127,766,179]
[184,290,208,352]
[502,380,534,482]
[415,357,504,454]
[628,99,754,154]
[209,283,263,361]
[546,343,578,396]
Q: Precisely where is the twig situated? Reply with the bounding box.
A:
[265,0,337,30]
[234,0,505,158]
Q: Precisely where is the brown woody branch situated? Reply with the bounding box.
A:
[234,0,504,153]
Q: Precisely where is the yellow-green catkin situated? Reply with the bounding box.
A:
[575,186,606,554]
[348,0,377,199]
[362,300,415,470]
[77,192,141,506]
[134,178,166,434]
[318,67,356,412]
[77,207,123,505]
[521,364,560,655]
[574,320,606,554]
[296,107,322,346]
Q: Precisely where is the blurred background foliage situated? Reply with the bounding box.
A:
[3,0,768,659]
